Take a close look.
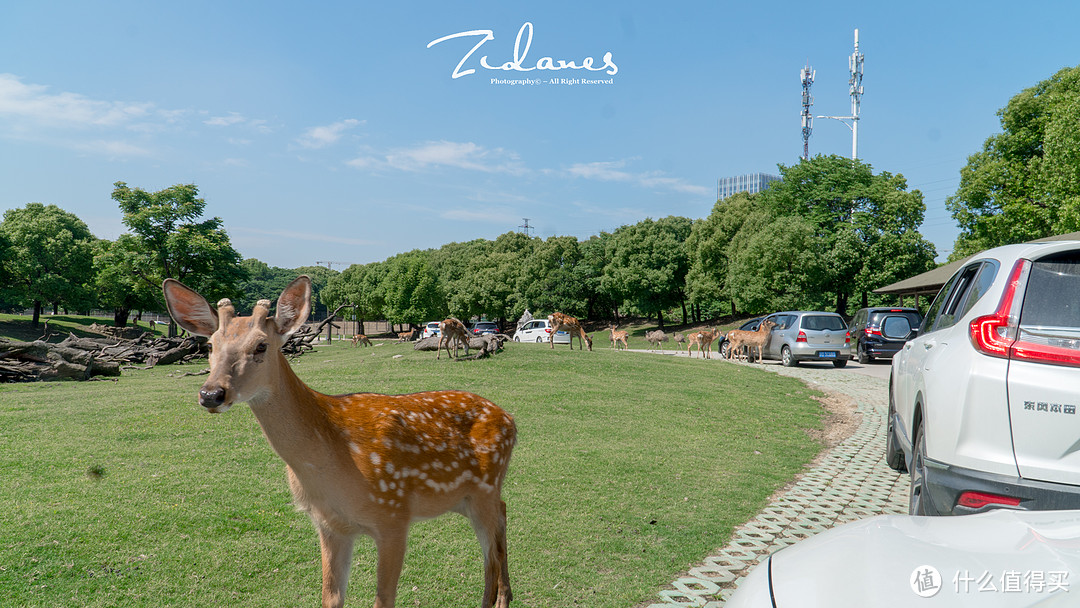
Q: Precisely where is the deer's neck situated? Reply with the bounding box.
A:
[246,354,342,467]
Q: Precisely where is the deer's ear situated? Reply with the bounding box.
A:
[275,276,312,337]
[163,279,219,337]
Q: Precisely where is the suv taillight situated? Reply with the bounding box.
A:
[796,331,807,343]
[864,327,881,337]
[969,259,1029,358]
[970,258,1080,366]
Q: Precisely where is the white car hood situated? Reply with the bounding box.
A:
[767,510,1080,607]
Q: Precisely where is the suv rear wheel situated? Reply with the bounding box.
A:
[885,384,906,472]
[909,421,930,515]
[857,341,872,364]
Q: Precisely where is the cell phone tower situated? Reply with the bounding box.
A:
[800,63,815,160]
[816,29,864,159]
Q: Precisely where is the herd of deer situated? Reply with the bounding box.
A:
[161,273,780,607]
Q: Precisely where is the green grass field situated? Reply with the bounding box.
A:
[0,336,825,607]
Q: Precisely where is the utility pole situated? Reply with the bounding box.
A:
[800,63,815,160]
[815,29,864,159]
[518,218,533,237]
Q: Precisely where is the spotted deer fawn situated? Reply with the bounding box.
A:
[547,312,592,351]
[163,276,516,608]
[607,324,628,350]
[351,334,372,347]
[686,328,719,359]
[437,318,471,359]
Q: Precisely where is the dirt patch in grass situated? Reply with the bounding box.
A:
[807,390,861,450]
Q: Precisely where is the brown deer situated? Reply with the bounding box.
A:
[686,328,719,359]
[351,334,373,347]
[163,276,515,608]
[547,312,592,351]
[437,318,471,360]
[607,324,628,351]
[395,329,417,343]
[726,319,776,363]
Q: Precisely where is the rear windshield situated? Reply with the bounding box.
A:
[801,315,847,331]
[870,311,922,328]
[1021,252,1080,329]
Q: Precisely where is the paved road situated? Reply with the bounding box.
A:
[639,351,909,607]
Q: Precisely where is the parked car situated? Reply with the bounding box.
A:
[848,307,923,363]
[421,321,441,339]
[726,508,1080,607]
[717,316,766,359]
[470,321,499,336]
[889,242,1080,516]
[760,311,852,368]
[513,319,570,344]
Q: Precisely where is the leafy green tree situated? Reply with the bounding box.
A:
[761,155,934,315]
[947,65,1080,259]
[112,182,246,334]
[381,252,446,326]
[520,235,587,318]
[452,232,536,324]
[93,235,159,327]
[576,232,620,320]
[726,213,827,314]
[603,216,692,328]
[686,192,760,319]
[324,262,386,330]
[0,203,95,326]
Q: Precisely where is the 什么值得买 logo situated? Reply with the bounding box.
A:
[427,22,618,80]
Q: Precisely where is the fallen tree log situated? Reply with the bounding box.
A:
[0,332,204,383]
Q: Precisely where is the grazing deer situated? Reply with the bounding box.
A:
[607,324,628,351]
[726,319,776,363]
[396,329,417,343]
[437,318,471,360]
[351,334,373,347]
[644,329,668,352]
[686,328,719,359]
[162,277,515,608]
[547,313,592,351]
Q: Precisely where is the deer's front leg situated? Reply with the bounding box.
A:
[318,525,355,608]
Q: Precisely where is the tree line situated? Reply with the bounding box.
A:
[0,155,938,333]
[5,63,1078,331]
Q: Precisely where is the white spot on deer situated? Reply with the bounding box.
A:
[350,442,361,454]
[379,479,388,493]
[370,452,381,466]
[385,462,395,476]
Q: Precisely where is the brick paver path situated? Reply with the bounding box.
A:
[644,362,909,607]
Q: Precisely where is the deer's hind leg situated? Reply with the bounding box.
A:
[461,495,512,608]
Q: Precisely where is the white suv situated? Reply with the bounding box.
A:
[513,319,570,344]
[889,242,1080,515]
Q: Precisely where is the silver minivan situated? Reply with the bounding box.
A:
[761,311,852,368]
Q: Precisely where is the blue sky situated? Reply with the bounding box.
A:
[2,1,1079,269]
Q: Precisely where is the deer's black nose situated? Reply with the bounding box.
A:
[199,387,226,408]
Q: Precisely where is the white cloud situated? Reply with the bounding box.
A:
[297,118,362,149]
[349,140,525,174]
[567,159,710,196]
[232,226,380,247]
[440,206,520,224]
[0,73,152,127]
[204,112,247,127]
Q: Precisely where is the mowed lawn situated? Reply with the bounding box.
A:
[0,338,826,607]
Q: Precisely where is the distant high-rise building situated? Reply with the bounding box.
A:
[716,173,780,200]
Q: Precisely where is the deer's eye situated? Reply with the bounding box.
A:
[255,343,268,354]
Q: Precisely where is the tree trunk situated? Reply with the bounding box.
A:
[32,301,42,327]
[681,300,688,325]
[657,309,665,330]
[114,308,131,328]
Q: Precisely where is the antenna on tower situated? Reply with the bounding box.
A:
[815,28,865,160]
[519,218,534,237]
[800,63,815,160]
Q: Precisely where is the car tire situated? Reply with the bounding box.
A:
[720,341,729,359]
[832,359,848,368]
[536,337,543,344]
[885,384,907,472]
[781,346,798,367]
[514,336,520,342]
[857,341,871,364]
[909,421,930,515]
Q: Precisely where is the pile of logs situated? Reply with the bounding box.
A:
[412,334,510,360]
[0,331,204,382]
